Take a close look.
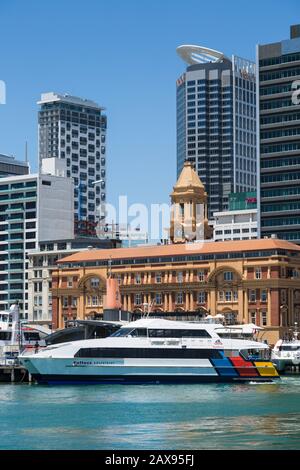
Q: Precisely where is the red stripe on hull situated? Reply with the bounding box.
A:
[229,357,259,377]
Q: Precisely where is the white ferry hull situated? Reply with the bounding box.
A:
[21,356,279,385]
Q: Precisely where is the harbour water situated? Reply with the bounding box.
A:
[1,377,300,450]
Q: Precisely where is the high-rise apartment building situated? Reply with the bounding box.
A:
[0,154,29,177]
[0,173,74,317]
[38,92,107,228]
[257,25,300,242]
[176,45,257,219]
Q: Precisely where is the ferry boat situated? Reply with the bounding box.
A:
[0,310,48,349]
[19,318,279,385]
[272,327,300,372]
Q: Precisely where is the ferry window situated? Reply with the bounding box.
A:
[0,331,12,340]
[23,332,41,341]
[134,328,147,337]
[224,349,240,358]
[75,347,222,359]
[240,348,270,361]
[282,345,300,351]
[148,329,211,338]
[110,328,137,337]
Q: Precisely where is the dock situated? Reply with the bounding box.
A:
[0,359,31,383]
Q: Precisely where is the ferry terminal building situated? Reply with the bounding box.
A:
[52,162,300,344]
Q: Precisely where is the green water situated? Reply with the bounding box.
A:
[1,377,300,450]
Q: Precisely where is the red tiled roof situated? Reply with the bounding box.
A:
[57,238,300,264]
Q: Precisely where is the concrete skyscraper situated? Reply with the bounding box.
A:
[257,25,300,243]
[38,92,107,233]
[176,45,257,219]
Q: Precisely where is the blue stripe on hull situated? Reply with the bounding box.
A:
[32,374,276,385]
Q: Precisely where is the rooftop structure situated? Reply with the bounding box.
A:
[0,154,29,177]
[58,237,300,265]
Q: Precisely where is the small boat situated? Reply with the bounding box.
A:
[272,326,300,372]
[20,317,279,385]
[0,306,49,363]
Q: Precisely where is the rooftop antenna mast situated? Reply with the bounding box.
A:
[25,141,28,163]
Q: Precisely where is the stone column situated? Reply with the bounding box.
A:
[244,289,249,322]
[207,290,211,311]
[164,293,168,311]
[123,294,128,311]
[190,292,194,311]
[288,289,293,325]
[128,294,132,312]
[238,289,244,323]
[210,290,216,315]
[267,289,271,326]
[186,292,190,311]
[78,293,84,321]
[169,293,172,311]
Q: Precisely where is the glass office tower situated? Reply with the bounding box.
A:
[176,46,256,219]
[258,25,300,242]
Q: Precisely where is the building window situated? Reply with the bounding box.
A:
[176,292,183,304]
[250,310,256,324]
[225,291,232,302]
[135,273,141,284]
[71,297,77,307]
[155,272,162,283]
[261,290,267,302]
[198,291,206,304]
[233,291,238,301]
[198,270,205,282]
[255,268,262,280]
[116,274,122,285]
[177,271,183,283]
[63,297,68,308]
[224,271,233,281]
[90,277,100,288]
[135,293,142,306]
[249,290,256,302]
[92,296,98,306]
[218,291,224,301]
[261,311,267,326]
[155,293,162,305]
[67,277,73,288]
[281,290,287,304]
[34,282,42,293]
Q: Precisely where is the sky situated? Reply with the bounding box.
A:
[0,0,299,214]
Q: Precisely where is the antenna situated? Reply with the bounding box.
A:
[25,141,28,163]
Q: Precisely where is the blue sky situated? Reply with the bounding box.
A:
[0,0,298,210]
